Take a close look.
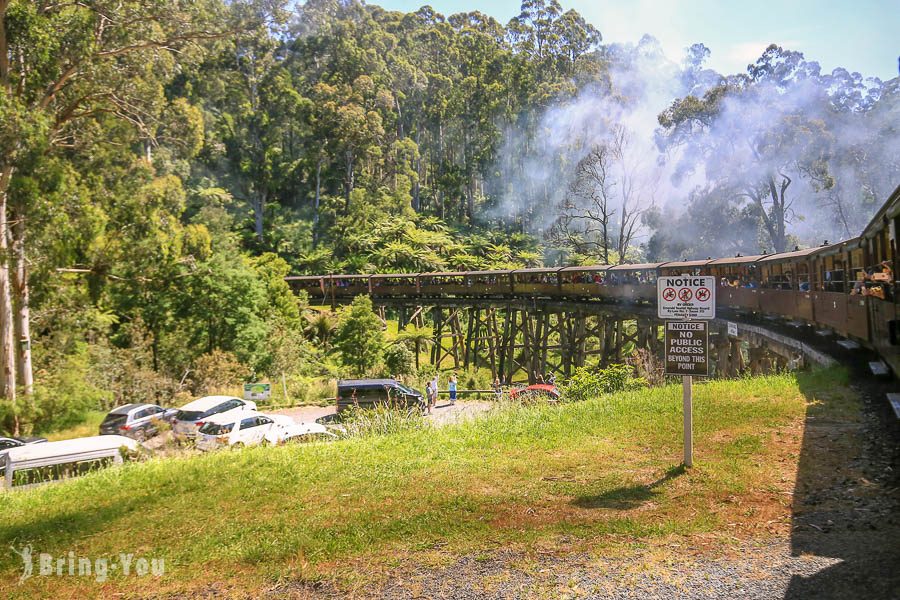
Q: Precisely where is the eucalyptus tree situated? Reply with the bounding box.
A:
[0,0,272,431]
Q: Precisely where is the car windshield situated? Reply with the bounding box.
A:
[397,384,418,395]
[198,422,233,435]
[101,414,128,427]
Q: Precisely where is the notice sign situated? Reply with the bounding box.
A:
[665,321,708,376]
[243,383,271,401]
[658,276,716,320]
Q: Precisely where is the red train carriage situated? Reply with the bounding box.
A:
[658,259,712,278]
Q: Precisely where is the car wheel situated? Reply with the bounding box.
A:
[232,442,245,450]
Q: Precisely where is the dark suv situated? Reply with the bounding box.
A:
[99,403,177,441]
[336,379,425,413]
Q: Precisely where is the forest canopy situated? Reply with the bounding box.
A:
[0,0,896,434]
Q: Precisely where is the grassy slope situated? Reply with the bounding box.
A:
[0,370,849,598]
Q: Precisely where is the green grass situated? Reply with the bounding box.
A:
[42,411,106,442]
[0,369,851,597]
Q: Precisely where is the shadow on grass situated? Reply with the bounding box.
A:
[571,465,686,510]
[0,489,159,570]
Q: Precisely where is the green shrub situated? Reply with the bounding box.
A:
[562,364,647,402]
[337,404,428,438]
[384,343,416,378]
[334,296,385,376]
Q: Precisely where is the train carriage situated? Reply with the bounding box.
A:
[419,272,469,297]
[370,274,419,297]
[285,275,328,302]
[465,270,513,296]
[658,259,711,278]
[757,247,820,321]
[606,263,661,302]
[511,267,562,296]
[559,265,610,299]
[328,274,372,299]
[705,254,768,311]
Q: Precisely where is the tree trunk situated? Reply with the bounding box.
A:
[344,150,354,212]
[0,166,18,435]
[313,158,323,248]
[253,190,266,242]
[11,201,32,397]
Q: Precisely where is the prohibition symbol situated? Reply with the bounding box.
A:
[678,288,693,302]
[696,287,711,302]
[662,287,676,302]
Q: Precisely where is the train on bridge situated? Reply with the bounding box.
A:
[288,185,900,375]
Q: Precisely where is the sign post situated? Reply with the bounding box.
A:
[682,375,693,467]
[658,276,714,468]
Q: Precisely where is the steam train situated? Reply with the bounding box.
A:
[287,185,900,375]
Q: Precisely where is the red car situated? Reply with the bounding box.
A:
[509,384,561,402]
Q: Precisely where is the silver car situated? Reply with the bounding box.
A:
[99,403,177,441]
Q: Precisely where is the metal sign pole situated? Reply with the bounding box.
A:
[682,374,693,468]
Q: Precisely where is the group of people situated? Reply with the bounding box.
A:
[851,261,893,300]
[719,275,760,289]
[424,373,459,414]
[420,373,557,414]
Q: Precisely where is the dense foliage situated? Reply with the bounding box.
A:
[0,0,895,433]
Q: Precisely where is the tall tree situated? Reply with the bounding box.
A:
[0,0,257,430]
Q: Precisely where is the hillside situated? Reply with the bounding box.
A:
[0,370,861,598]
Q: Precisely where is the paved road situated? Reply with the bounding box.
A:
[271,400,494,427]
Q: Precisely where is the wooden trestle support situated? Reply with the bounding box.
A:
[382,301,804,382]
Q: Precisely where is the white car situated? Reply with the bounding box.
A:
[195,411,332,451]
[172,396,257,440]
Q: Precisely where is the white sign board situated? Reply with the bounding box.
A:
[657,275,716,320]
[727,321,738,337]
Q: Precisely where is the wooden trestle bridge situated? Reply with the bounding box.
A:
[370,298,807,384]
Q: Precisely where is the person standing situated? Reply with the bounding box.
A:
[493,377,502,401]
[448,373,458,405]
[425,379,434,415]
[431,374,440,408]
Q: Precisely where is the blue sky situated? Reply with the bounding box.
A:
[373,0,899,80]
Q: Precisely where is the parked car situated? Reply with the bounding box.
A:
[0,436,47,467]
[336,379,425,413]
[508,384,561,403]
[99,403,178,441]
[195,411,331,451]
[172,396,257,440]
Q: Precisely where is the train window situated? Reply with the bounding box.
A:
[824,269,845,293]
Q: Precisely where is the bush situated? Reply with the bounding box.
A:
[562,364,647,402]
[188,350,249,396]
[334,296,385,377]
[337,404,428,438]
[384,343,416,378]
[280,375,336,406]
